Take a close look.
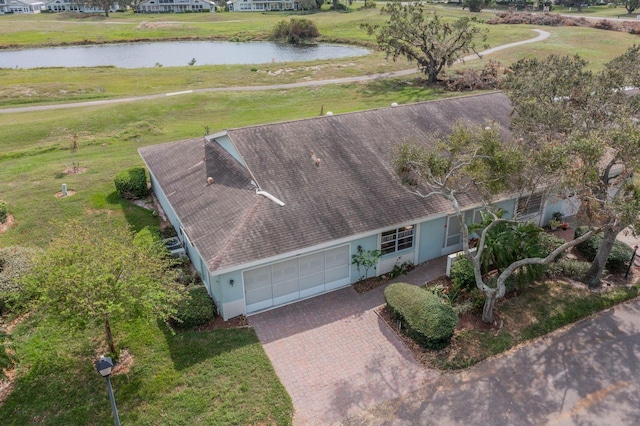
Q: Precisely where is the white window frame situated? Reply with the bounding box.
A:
[516,192,543,219]
[381,225,415,255]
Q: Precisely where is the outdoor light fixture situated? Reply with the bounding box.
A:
[230,279,235,286]
[95,356,121,426]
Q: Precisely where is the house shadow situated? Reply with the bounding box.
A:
[158,319,259,371]
[105,190,158,233]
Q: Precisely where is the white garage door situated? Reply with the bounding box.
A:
[244,245,350,314]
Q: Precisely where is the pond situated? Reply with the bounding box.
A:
[0,40,370,69]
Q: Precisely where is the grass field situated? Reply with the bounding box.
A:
[1,5,640,424]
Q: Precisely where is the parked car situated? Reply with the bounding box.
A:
[163,237,186,258]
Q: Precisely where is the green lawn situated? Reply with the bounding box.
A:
[0,314,292,425]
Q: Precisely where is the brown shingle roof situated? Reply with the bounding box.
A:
[139,92,514,273]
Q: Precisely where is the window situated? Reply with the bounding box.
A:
[381,225,415,255]
[517,193,543,217]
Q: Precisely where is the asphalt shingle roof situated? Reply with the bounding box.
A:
[139,91,514,273]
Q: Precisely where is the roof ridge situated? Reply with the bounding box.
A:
[225,91,505,133]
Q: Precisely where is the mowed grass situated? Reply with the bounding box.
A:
[0,314,292,425]
[0,83,451,246]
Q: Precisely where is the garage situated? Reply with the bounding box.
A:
[243,244,351,314]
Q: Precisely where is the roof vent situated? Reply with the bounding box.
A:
[391,102,398,107]
[207,177,214,185]
[310,149,322,167]
[326,111,333,116]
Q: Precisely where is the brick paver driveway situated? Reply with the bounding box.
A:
[250,260,445,425]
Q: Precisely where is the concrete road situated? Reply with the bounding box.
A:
[344,297,640,425]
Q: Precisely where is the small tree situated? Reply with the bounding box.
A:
[351,247,382,280]
[463,0,491,12]
[0,200,7,224]
[362,1,487,84]
[26,222,182,357]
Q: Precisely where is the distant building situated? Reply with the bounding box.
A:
[227,0,298,12]
[44,0,119,13]
[136,0,216,13]
[1,0,45,13]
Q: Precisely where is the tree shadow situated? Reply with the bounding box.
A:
[355,77,438,104]
[342,299,640,425]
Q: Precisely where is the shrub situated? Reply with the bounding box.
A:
[0,246,40,314]
[450,256,476,293]
[173,285,215,329]
[114,167,149,200]
[270,18,320,44]
[575,226,634,273]
[0,200,7,224]
[538,232,566,258]
[384,282,458,349]
[545,259,591,279]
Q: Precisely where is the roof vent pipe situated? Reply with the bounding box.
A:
[256,190,285,207]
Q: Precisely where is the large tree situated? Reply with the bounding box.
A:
[624,0,640,14]
[363,1,487,84]
[395,125,599,323]
[502,47,640,289]
[26,222,183,357]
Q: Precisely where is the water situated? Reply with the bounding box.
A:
[0,40,370,69]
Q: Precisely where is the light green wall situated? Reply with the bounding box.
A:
[418,216,447,263]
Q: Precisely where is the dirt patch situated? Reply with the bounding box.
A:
[353,276,387,293]
[172,315,250,333]
[55,190,76,198]
[63,167,87,175]
[136,22,184,30]
[0,214,15,234]
[112,350,133,376]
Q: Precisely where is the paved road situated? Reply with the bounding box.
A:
[344,297,640,425]
[0,29,550,115]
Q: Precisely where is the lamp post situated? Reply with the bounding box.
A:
[95,356,121,426]
[626,245,639,279]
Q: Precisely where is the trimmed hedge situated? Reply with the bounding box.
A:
[384,282,458,349]
[114,167,149,200]
[575,226,634,273]
[173,285,215,329]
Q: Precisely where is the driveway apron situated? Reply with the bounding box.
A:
[250,259,446,425]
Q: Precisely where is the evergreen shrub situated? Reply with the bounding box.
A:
[384,282,458,349]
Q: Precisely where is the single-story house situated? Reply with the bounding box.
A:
[1,0,44,13]
[139,92,568,320]
[227,0,297,12]
[44,0,119,13]
[136,0,215,13]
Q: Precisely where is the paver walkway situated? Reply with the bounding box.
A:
[250,256,447,425]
